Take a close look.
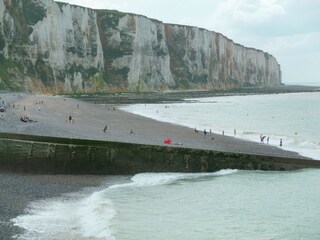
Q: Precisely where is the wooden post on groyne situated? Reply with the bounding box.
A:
[0,132,319,174]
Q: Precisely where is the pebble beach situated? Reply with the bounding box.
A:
[0,92,305,157]
[0,92,308,239]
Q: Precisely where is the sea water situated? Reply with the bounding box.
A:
[12,169,320,239]
[12,92,320,239]
[121,92,320,160]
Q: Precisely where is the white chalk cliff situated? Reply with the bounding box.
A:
[0,0,282,93]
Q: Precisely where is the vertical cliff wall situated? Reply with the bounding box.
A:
[0,0,282,93]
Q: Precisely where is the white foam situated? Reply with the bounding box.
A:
[110,169,238,189]
[77,190,116,239]
[12,190,117,240]
[11,170,237,239]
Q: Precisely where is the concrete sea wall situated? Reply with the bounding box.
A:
[0,132,319,174]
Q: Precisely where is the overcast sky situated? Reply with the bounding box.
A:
[58,0,320,85]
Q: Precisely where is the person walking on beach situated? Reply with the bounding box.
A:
[103,125,108,133]
[68,115,72,123]
[280,138,283,147]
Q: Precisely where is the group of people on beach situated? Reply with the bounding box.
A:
[194,127,284,147]
[103,123,134,135]
[194,128,214,140]
[260,134,283,146]
[260,134,270,144]
[20,115,36,123]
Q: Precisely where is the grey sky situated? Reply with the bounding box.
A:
[58,0,320,85]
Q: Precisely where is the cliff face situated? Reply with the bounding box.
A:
[0,0,282,93]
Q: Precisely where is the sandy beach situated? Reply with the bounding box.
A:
[0,92,308,239]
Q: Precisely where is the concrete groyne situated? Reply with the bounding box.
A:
[1,132,319,174]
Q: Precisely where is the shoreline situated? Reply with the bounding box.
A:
[0,92,307,159]
[0,173,130,239]
[0,90,317,239]
[63,85,320,104]
[118,93,319,161]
